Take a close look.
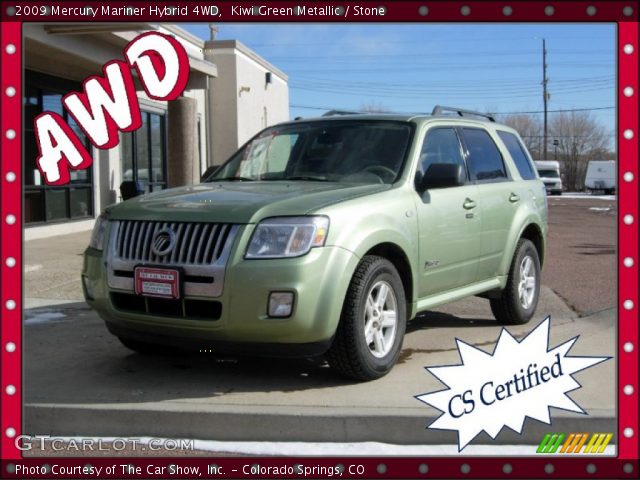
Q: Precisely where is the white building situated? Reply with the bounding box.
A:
[205,39,289,165]
[23,24,289,239]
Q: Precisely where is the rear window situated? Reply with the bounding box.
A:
[497,131,537,180]
[461,128,507,182]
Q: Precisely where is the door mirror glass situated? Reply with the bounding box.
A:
[421,163,466,190]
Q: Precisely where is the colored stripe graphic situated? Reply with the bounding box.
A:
[583,433,598,453]
[560,433,576,453]
[538,433,614,454]
[537,433,566,453]
[596,433,613,453]
[573,433,589,453]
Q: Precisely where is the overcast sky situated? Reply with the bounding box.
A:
[184,23,616,139]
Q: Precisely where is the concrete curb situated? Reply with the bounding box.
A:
[25,404,616,445]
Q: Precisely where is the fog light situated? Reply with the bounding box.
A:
[82,275,94,300]
[268,292,294,317]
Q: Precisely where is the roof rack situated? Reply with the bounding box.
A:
[431,105,496,122]
[322,109,361,117]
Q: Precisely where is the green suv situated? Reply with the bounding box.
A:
[83,106,547,381]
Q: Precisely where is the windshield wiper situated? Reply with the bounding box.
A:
[212,176,255,182]
[284,175,329,181]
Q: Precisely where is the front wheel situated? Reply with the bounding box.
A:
[490,239,541,325]
[327,255,407,381]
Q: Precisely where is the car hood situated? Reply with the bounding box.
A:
[107,181,390,223]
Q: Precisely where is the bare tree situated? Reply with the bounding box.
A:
[360,102,390,113]
[550,111,611,190]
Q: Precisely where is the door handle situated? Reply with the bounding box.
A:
[463,198,476,210]
[509,193,521,203]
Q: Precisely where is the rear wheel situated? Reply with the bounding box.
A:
[490,239,541,325]
[327,255,407,381]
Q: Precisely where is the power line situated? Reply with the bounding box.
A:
[268,50,613,61]
[294,74,614,89]
[289,84,613,101]
[290,104,614,115]
[245,35,614,48]
[289,80,614,97]
[285,63,611,74]
[497,106,614,115]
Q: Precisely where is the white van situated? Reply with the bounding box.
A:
[534,160,563,195]
[585,160,616,195]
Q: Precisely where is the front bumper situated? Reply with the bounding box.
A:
[544,183,562,195]
[82,241,359,354]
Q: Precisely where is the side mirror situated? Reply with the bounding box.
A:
[421,163,466,191]
[120,180,146,201]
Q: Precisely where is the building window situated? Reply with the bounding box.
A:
[24,70,94,224]
[120,111,167,193]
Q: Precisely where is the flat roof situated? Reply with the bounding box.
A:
[206,39,288,81]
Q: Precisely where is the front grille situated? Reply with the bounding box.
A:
[110,292,222,320]
[115,221,233,265]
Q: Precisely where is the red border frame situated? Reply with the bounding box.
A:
[1,1,638,478]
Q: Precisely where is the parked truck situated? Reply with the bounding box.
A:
[534,160,563,195]
[585,160,616,195]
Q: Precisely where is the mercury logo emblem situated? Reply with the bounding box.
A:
[151,228,176,256]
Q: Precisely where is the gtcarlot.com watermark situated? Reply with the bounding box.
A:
[15,435,194,452]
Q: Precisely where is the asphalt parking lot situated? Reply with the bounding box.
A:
[544,195,616,315]
[23,195,617,451]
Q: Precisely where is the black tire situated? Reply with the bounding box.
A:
[326,255,407,381]
[490,239,541,325]
[118,337,178,355]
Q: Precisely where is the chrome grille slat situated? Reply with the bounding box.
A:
[160,222,169,264]
[179,224,194,263]
[123,221,133,259]
[134,222,147,261]
[187,224,202,264]
[113,220,235,266]
[130,222,141,260]
[116,221,125,257]
[208,223,220,263]
[214,224,230,261]
[194,224,209,264]
[142,221,154,260]
[170,224,184,263]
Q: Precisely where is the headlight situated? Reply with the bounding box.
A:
[89,213,109,251]
[245,216,329,259]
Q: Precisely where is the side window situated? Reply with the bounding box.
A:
[462,128,507,182]
[497,131,537,180]
[419,128,466,179]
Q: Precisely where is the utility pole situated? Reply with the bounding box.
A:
[542,38,548,159]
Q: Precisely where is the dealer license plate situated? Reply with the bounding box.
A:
[134,267,180,299]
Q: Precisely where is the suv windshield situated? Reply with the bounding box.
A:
[538,169,560,178]
[207,120,413,184]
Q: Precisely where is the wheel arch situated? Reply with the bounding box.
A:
[519,222,545,267]
[364,242,415,312]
